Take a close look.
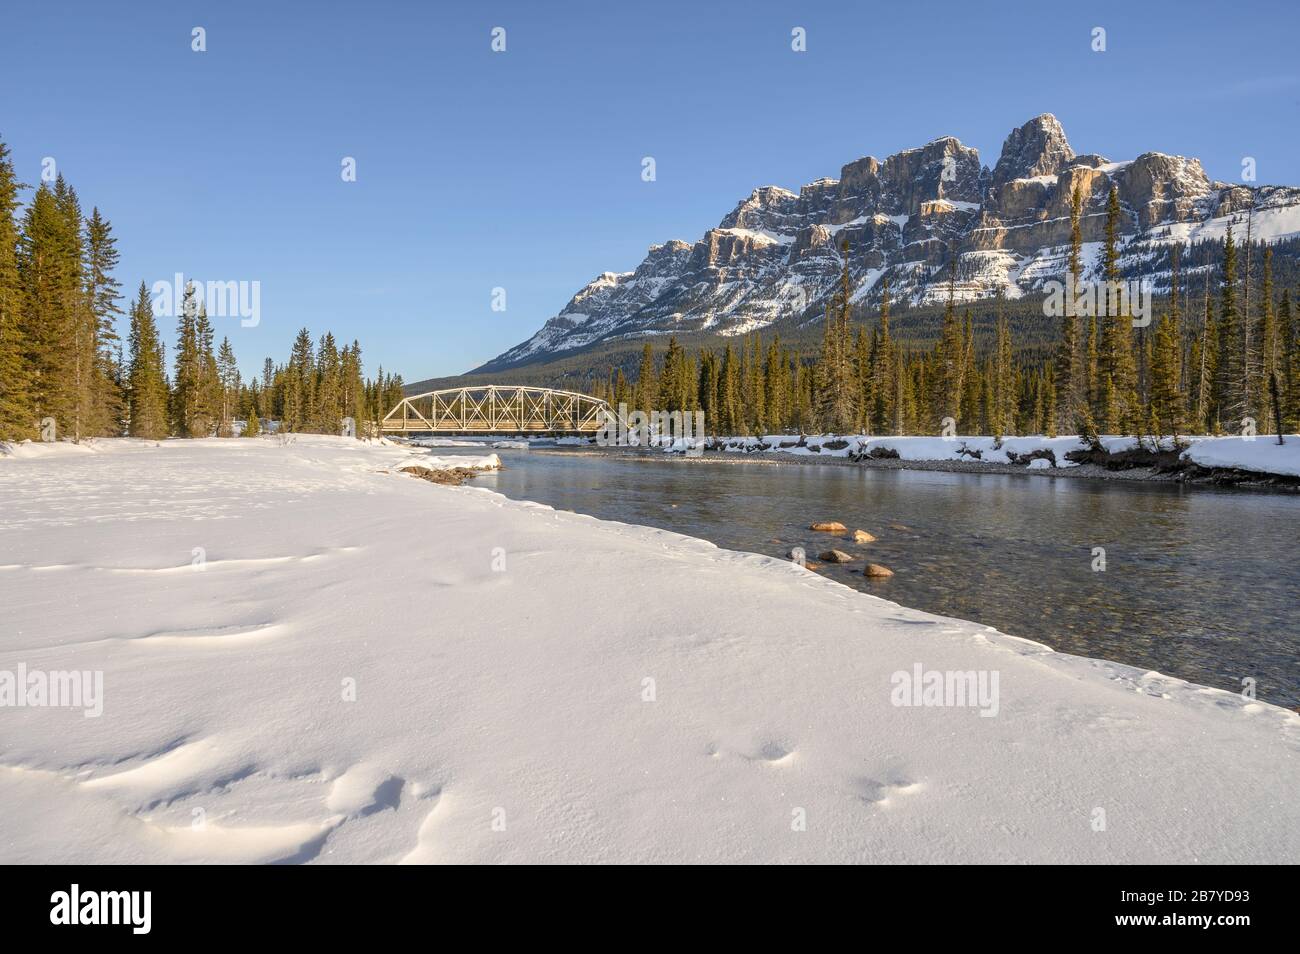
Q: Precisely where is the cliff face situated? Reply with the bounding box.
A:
[477,114,1300,373]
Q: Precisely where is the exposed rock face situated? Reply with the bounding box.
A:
[990,114,1075,189]
[475,114,1300,373]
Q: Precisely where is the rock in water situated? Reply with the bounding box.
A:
[819,550,855,564]
[864,563,895,578]
[853,529,876,543]
[810,521,847,532]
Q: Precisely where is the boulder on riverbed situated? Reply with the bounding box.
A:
[853,529,876,543]
[818,549,855,564]
[863,563,895,578]
[810,521,847,532]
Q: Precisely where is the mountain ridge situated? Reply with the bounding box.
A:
[473,115,1300,375]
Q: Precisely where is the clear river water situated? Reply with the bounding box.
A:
[454,446,1299,707]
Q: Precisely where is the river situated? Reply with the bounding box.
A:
[454,446,1299,707]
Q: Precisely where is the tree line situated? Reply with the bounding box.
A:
[590,183,1300,441]
[0,137,402,442]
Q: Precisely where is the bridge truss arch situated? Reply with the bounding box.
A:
[381,385,611,435]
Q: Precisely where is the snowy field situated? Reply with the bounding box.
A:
[1,436,1296,863]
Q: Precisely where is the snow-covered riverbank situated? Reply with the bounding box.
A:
[702,433,1300,482]
[1,436,1296,863]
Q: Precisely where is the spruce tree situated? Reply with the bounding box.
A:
[84,207,123,436]
[19,184,80,437]
[1098,185,1138,433]
[1280,290,1297,431]
[126,282,169,438]
[1150,249,1183,438]
[871,277,896,434]
[1213,228,1244,431]
[634,342,655,416]
[933,261,965,430]
[0,137,32,439]
[1054,183,1083,434]
[216,336,240,436]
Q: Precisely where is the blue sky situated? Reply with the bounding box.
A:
[3,0,1297,380]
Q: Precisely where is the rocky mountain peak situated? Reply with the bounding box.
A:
[992,113,1075,187]
[472,115,1300,374]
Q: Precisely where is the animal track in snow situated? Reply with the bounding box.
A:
[853,775,924,807]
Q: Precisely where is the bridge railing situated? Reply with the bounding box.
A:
[381,385,610,434]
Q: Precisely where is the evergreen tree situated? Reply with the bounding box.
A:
[314,331,342,432]
[634,342,655,416]
[19,184,80,437]
[1098,185,1138,433]
[1054,182,1083,434]
[813,241,858,433]
[871,277,897,434]
[933,261,965,430]
[0,137,33,439]
[84,207,123,435]
[1280,290,1297,431]
[1213,228,1245,430]
[126,282,169,438]
[993,294,1014,439]
[216,336,240,436]
[1150,249,1183,438]
[170,285,200,435]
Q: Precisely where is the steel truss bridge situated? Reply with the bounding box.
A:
[381,385,611,435]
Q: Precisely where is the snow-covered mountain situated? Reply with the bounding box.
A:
[476,115,1300,372]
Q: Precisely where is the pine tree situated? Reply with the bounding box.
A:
[634,342,655,416]
[243,405,262,437]
[216,336,240,436]
[1280,290,1297,431]
[1150,248,1183,438]
[283,327,315,431]
[764,335,786,432]
[1054,182,1084,434]
[84,207,123,436]
[314,332,342,432]
[0,137,33,439]
[871,277,896,434]
[813,240,858,433]
[170,285,199,435]
[1098,185,1138,433]
[933,261,965,430]
[1213,228,1244,431]
[1257,248,1277,431]
[993,293,1014,439]
[19,184,79,437]
[854,325,871,433]
[126,282,169,438]
[720,342,741,434]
